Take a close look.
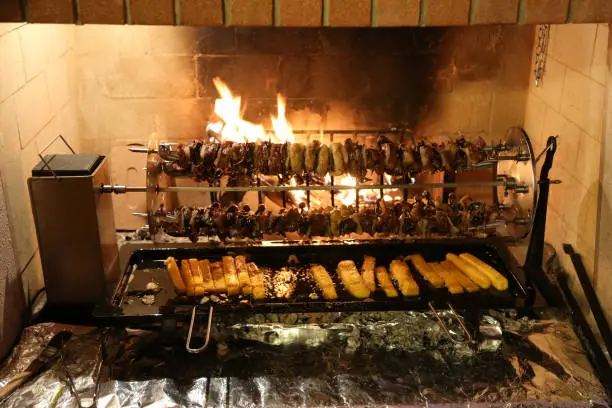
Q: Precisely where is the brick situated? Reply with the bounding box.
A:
[424,0,470,26]
[197,55,280,98]
[80,0,125,24]
[180,0,224,25]
[236,27,322,54]
[107,56,195,98]
[330,0,371,26]
[279,0,322,26]
[0,0,24,21]
[470,0,518,24]
[27,0,74,23]
[377,0,419,26]
[518,0,569,24]
[130,0,175,24]
[230,0,273,26]
[568,0,612,23]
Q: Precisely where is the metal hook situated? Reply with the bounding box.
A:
[429,302,472,344]
[535,135,559,164]
[186,305,214,354]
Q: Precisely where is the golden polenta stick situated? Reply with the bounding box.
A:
[410,255,445,288]
[235,256,253,295]
[361,256,376,292]
[180,259,197,296]
[199,260,215,293]
[389,259,419,296]
[210,261,227,293]
[440,261,480,293]
[222,256,241,295]
[459,253,508,291]
[430,262,463,294]
[337,260,370,298]
[247,262,265,300]
[189,259,204,285]
[310,265,338,300]
[164,257,186,294]
[446,254,491,289]
[375,266,399,298]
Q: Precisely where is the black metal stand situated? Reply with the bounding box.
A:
[523,135,564,307]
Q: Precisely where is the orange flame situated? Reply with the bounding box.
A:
[271,94,295,143]
[208,77,266,143]
[289,176,307,210]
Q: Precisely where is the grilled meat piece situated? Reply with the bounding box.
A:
[331,142,347,176]
[316,144,330,177]
[288,142,306,175]
[420,144,443,172]
[379,136,399,175]
[305,140,320,173]
[268,143,286,175]
[364,148,384,175]
[254,141,271,175]
[345,139,366,180]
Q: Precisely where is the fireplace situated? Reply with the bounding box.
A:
[0,1,610,362]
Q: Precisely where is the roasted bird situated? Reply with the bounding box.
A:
[161,136,489,182]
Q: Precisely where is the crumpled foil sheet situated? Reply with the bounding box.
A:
[0,310,608,408]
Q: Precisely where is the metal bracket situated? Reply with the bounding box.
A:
[37,134,77,179]
[428,302,472,344]
[186,305,214,354]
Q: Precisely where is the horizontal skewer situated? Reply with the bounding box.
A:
[101,180,519,195]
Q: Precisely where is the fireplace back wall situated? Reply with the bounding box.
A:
[76,24,534,155]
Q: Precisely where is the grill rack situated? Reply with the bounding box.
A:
[95,128,560,353]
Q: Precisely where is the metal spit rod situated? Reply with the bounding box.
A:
[100,179,522,194]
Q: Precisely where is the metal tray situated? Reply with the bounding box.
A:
[95,239,528,324]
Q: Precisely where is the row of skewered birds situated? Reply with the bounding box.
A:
[153,192,501,242]
[159,135,491,182]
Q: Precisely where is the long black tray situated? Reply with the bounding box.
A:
[95,239,528,324]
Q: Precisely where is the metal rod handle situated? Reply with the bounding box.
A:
[101,180,518,194]
[428,302,472,344]
[186,306,213,354]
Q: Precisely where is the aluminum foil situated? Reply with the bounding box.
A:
[0,310,608,408]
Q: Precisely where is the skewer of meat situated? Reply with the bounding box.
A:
[155,192,502,240]
[161,136,491,180]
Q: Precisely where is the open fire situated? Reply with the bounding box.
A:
[205,77,402,207]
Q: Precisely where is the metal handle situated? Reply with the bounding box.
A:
[186,306,214,354]
[37,134,77,179]
[429,302,472,344]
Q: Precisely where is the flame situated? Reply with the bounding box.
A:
[336,175,360,206]
[208,77,266,143]
[271,94,295,143]
[290,176,308,210]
